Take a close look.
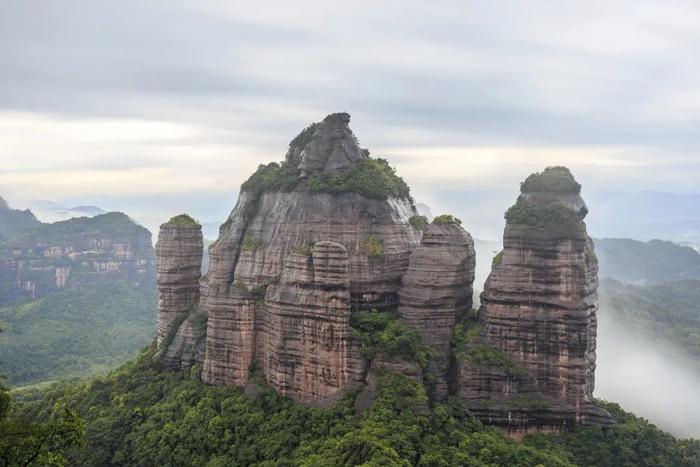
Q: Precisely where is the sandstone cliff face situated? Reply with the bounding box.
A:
[398,220,475,400]
[201,114,421,401]
[456,167,612,433]
[154,215,204,371]
[260,241,365,404]
[0,212,154,303]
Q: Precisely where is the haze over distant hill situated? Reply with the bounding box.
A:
[0,196,157,386]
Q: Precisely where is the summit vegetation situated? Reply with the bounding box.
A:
[520,166,582,194]
[505,197,584,233]
[241,158,412,201]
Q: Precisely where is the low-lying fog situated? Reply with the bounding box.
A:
[596,315,700,439]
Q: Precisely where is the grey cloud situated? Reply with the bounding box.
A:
[1,0,700,171]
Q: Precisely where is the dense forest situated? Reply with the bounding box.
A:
[0,280,157,387]
[5,345,699,466]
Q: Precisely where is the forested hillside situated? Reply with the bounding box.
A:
[595,238,700,283]
[0,280,156,387]
[599,279,700,368]
[9,346,699,466]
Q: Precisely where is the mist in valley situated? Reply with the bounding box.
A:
[472,239,700,439]
[595,315,700,439]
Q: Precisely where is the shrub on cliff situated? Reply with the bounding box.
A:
[350,310,430,368]
[165,214,200,226]
[240,158,412,201]
[408,215,429,232]
[520,166,581,194]
[505,197,584,233]
[433,214,462,225]
[305,158,412,201]
[240,162,301,195]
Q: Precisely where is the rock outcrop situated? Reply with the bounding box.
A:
[398,219,475,400]
[286,112,369,176]
[156,115,610,434]
[456,167,612,434]
[154,215,205,369]
[200,113,421,401]
[0,212,154,303]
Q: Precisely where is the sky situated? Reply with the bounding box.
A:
[1,0,700,237]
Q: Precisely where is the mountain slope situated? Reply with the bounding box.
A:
[595,238,700,284]
[12,347,699,466]
[0,279,157,386]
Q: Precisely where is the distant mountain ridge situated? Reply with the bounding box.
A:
[595,238,700,284]
[0,209,155,303]
[0,195,40,243]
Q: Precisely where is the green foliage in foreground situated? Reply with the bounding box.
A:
[0,332,85,466]
[11,347,698,466]
[240,158,413,201]
[10,348,565,466]
[526,401,700,467]
[505,197,584,233]
[0,280,157,387]
[520,166,581,194]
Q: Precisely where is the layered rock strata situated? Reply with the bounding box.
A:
[201,113,421,397]
[155,215,204,369]
[457,167,612,433]
[156,114,611,435]
[260,241,365,404]
[398,221,475,400]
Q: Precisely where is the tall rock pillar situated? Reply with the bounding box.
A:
[456,167,612,434]
[155,215,203,368]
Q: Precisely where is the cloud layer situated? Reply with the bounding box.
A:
[1,0,700,229]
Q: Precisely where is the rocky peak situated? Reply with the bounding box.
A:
[0,196,9,211]
[285,112,369,176]
[518,166,588,220]
[457,166,612,434]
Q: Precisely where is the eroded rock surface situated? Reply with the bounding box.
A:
[155,215,204,369]
[286,112,369,176]
[201,114,421,397]
[261,241,365,404]
[398,221,475,400]
[457,167,613,433]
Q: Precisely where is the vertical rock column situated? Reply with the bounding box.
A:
[460,167,612,431]
[398,220,475,400]
[155,215,203,348]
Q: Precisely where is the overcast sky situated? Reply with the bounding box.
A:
[1,0,700,234]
